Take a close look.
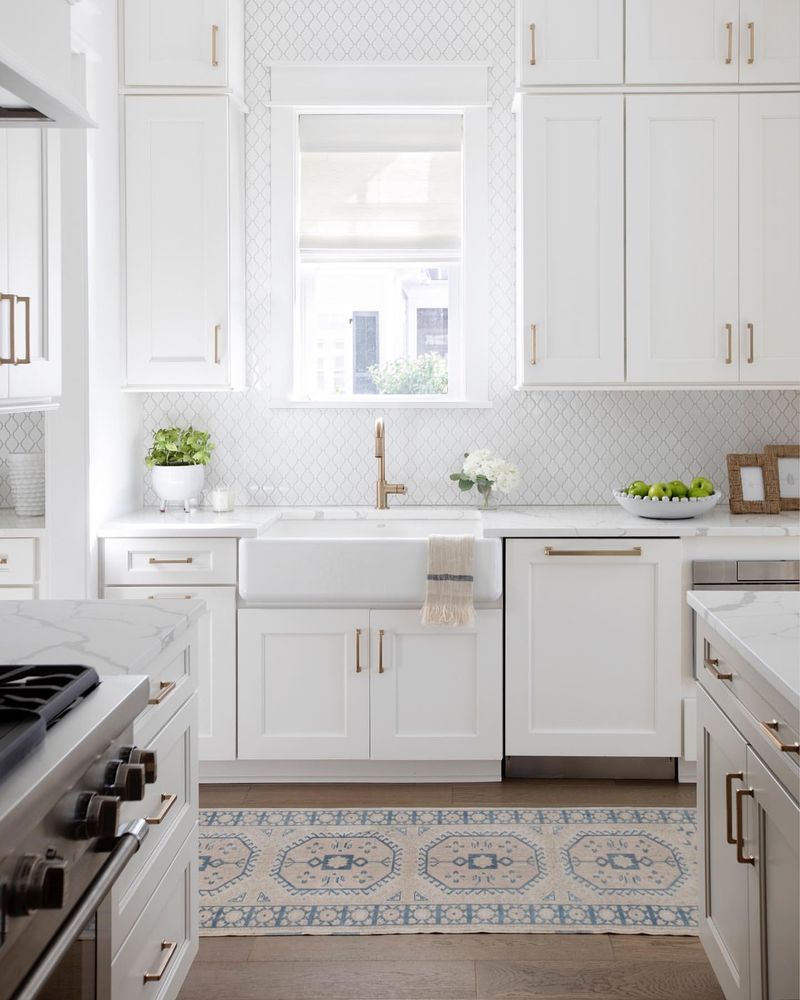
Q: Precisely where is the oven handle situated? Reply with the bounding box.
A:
[12,820,149,1000]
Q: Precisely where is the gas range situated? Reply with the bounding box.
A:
[0,666,153,1000]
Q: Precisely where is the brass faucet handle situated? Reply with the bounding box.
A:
[389,484,408,495]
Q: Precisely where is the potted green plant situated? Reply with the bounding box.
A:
[145,427,213,512]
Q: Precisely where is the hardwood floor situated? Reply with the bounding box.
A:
[181,779,721,1000]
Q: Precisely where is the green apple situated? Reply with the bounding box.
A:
[648,482,673,500]
[689,486,711,498]
[691,476,714,494]
[668,480,689,499]
[627,480,650,498]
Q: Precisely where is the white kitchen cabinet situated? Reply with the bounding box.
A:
[369,610,502,761]
[626,95,740,384]
[739,0,800,84]
[739,94,800,383]
[517,0,623,86]
[505,539,682,757]
[237,609,371,760]
[0,129,61,410]
[123,95,245,390]
[516,95,624,386]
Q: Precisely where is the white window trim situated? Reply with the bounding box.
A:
[270,63,490,408]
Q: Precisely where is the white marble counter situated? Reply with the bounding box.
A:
[0,509,46,536]
[0,599,205,674]
[98,504,800,539]
[687,590,800,708]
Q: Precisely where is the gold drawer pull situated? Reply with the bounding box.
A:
[214,324,222,364]
[747,21,755,64]
[529,22,536,65]
[725,772,743,844]
[746,322,754,364]
[760,719,800,754]
[724,21,733,63]
[211,24,219,67]
[146,792,178,825]
[148,680,176,705]
[143,940,178,983]
[735,788,755,864]
[0,292,16,365]
[544,546,642,557]
[147,594,193,600]
[378,628,385,674]
[530,323,537,366]
[704,656,733,681]
[355,627,362,673]
[148,556,193,565]
[725,323,733,364]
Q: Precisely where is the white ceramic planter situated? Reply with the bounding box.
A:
[151,464,205,512]
[6,453,46,517]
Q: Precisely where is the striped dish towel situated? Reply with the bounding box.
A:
[421,534,475,626]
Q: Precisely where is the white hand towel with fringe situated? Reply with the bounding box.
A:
[421,534,475,627]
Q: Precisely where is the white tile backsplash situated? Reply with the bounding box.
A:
[0,413,45,508]
[141,0,800,509]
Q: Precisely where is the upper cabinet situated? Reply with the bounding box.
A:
[122,0,244,91]
[517,0,624,85]
[626,0,800,84]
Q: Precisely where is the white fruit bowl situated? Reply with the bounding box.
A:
[613,489,722,520]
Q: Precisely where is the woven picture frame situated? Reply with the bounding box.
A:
[726,453,781,514]
[764,444,800,512]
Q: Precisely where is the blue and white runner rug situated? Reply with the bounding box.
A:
[199,806,698,936]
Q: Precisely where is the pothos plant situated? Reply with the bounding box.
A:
[145,427,214,468]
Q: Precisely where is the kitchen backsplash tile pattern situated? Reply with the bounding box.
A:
[141,0,800,509]
[0,413,45,508]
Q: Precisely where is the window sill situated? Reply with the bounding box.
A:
[270,396,492,409]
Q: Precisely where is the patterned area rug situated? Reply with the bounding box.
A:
[199,806,698,936]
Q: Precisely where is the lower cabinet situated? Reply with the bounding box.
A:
[237,608,503,761]
[505,538,682,757]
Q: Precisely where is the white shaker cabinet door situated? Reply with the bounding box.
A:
[697,689,751,1000]
[123,0,230,87]
[626,0,740,84]
[739,94,800,384]
[517,0,623,85]
[237,610,370,760]
[517,95,624,385]
[505,539,682,757]
[626,96,740,384]
[368,610,502,761]
[124,96,232,389]
[739,0,800,83]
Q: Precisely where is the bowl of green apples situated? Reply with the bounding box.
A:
[613,477,721,519]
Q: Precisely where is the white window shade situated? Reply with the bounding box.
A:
[298,114,463,255]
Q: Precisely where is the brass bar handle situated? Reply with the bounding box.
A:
[530,323,537,366]
[704,656,733,681]
[529,23,536,66]
[760,719,800,754]
[355,628,362,673]
[544,546,642,557]
[378,628,385,674]
[145,792,178,825]
[211,24,219,67]
[143,940,178,983]
[0,292,16,365]
[148,680,176,706]
[746,322,754,364]
[725,21,734,64]
[148,556,193,565]
[725,323,733,364]
[147,594,193,600]
[725,772,744,844]
[13,296,30,365]
[735,788,755,864]
[747,21,755,64]
[214,324,221,364]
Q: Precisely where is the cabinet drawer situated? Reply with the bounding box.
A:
[132,630,197,748]
[110,827,197,1000]
[0,538,36,585]
[104,537,236,585]
[0,587,36,600]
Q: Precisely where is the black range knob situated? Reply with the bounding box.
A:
[10,855,67,915]
[73,792,121,840]
[104,760,146,802]
[119,746,157,784]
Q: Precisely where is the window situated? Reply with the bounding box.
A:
[270,65,489,406]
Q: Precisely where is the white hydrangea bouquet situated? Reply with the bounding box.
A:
[450,450,520,508]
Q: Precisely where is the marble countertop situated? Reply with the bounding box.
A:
[0,509,46,536]
[687,590,800,707]
[0,599,206,674]
[98,505,800,539]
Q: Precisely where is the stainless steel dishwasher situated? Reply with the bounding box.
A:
[692,559,800,592]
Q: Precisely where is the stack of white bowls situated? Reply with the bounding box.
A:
[6,452,45,517]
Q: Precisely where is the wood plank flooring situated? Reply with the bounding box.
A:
[180,779,721,1000]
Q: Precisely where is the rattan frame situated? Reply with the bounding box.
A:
[726,453,781,514]
[764,444,800,512]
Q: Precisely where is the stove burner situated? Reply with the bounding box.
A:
[0,666,100,776]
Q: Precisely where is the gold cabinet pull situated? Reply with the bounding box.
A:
[148,556,193,565]
[0,292,16,365]
[735,788,755,864]
[214,324,221,364]
[725,772,744,844]
[530,323,537,366]
[143,940,178,983]
[544,546,642,557]
[147,594,193,600]
[704,656,733,681]
[529,23,536,65]
[355,627,363,673]
[12,296,30,365]
[725,323,733,364]
[746,322,754,364]
[725,21,734,64]
[760,719,800,754]
[148,679,176,705]
[378,628,385,674]
[146,792,178,825]
[747,21,755,64]
[211,24,219,67]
